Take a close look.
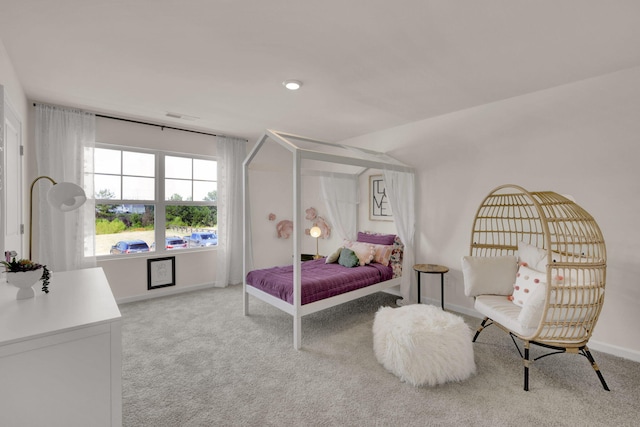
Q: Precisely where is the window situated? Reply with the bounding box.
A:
[92,145,217,256]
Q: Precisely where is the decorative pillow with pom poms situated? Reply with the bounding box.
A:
[509,264,546,307]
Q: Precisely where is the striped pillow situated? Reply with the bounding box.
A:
[372,244,394,266]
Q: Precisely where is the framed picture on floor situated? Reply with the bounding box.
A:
[369,174,393,221]
[147,256,176,290]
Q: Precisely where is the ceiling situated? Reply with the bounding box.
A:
[1,1,639,143]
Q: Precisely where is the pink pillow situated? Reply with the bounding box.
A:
[372,244,393,266]
[357,232,396,246]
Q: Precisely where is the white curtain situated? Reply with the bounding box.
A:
[216,136,246,287]
[383,169,416,303]
[320,173,359,241]
[34,104,96,271]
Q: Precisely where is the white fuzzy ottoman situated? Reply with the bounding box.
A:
[373,304,476,386]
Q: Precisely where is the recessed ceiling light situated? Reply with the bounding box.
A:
[283,80,303,90]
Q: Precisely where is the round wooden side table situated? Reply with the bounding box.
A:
[413,264,450,309]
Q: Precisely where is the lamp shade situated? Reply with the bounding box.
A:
[46,181,87,212]
[310,226,322,238]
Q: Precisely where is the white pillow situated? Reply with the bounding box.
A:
[518,241,598,272]
[325,246,343,264]
[461,256,518,297]
[518,283,547,328]
[509,265,546,307]
[517,241,547,271]
[550,268,598,286]
[519,285,603,327]
[345,241,375,266]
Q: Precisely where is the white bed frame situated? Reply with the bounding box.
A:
[242,130,413,349]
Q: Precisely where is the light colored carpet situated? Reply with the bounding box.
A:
[120,286,639,426]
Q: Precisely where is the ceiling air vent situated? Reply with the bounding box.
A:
[165,112,199,121]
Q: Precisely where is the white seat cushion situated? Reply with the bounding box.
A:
[476,293,601,342]
[474,295,537,337]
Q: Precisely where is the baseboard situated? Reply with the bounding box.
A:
[116,282,216,304]
[419,296,481,319]
[588,340,640,363]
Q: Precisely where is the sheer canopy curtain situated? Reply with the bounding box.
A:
[383,169,416,303]
[216,136,246,287]
[34,104,96,271]
[319,173,359,241]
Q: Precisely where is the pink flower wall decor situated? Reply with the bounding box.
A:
[276,220,293,239]
[268,213,276,221]
[305,207,317,220]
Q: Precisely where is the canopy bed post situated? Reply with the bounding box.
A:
[242,133,268,316]
[293,150,302,350]
[242,159,249,316]
[242,144,251,316]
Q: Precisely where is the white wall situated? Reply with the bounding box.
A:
[341,67,640,361]
[95,117,219,302]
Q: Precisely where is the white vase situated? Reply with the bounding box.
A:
[6,269,43,299]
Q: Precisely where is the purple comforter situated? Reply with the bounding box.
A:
[246,258,393,305]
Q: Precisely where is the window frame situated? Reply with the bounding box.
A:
[93,143,218,258]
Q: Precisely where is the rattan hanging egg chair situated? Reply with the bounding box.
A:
[462,184,608,391]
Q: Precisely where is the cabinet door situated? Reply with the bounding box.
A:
[0,326,115,427]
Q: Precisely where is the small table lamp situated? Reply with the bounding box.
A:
[309,226,322,259]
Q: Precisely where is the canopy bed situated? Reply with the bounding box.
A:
[462,184,608,390]
[243,130,415,349]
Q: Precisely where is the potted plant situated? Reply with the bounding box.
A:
[2,257,51,299]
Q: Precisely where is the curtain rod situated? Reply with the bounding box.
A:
[96,114,242,140]
[33,102,247,141]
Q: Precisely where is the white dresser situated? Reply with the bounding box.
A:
[0,267,122,427]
